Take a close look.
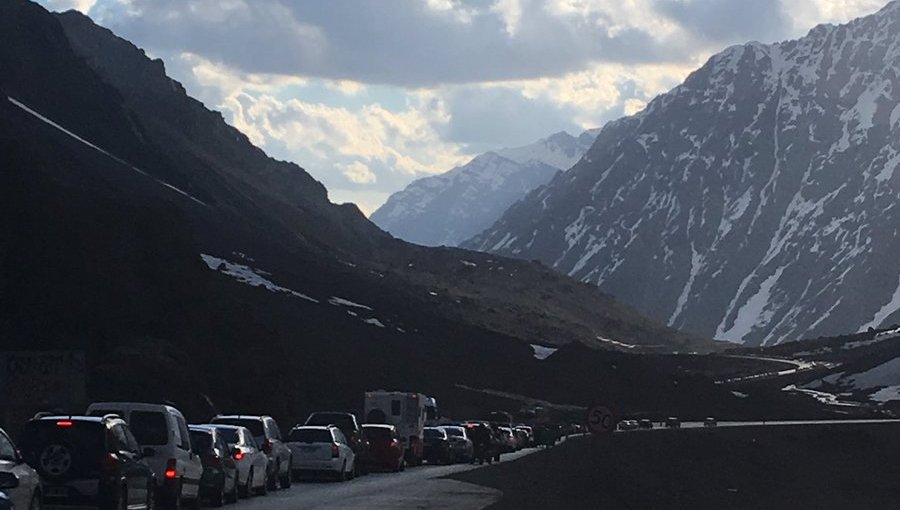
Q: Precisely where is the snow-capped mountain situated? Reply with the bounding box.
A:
[371,130,597,247]
[466,2,900,346]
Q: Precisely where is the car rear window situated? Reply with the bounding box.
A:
[424,429,445,439]
[130,411,168,446]
[20,420,105,472]
[215,428,240,446]
[305,413,353,430]
[214,419,264,438]
[189,431,213,454]
[362,427,391,441]
[288,429,332,443]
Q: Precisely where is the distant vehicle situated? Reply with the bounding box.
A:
[286,426,355,481]
[704,417,718,428]
[206,425,268,498]
[496,427,516,453]
[665,417,681,429]
[303,412,368,476]
[440,426,474,463]
[422,428,451,465]
[618,420,639,431]
[361,424,404,472]
[188,425,238,506]
[424,397,440,427]
[513,425,535,447]
[210,415,292,490]
[364,391,427,466]
[0,427,41,510]
[638,419,653,430]
[484,411,513,429]
[86,402,202,509]
[19,415,154,510]
[466,423,499,464]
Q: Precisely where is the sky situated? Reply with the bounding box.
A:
[39,0,889,215]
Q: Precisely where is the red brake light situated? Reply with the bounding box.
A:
[233,451,244,461]
[56,420,74,427]
[165,458,177,479]
[331,443,340,458]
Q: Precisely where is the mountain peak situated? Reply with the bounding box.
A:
[466,1,900,346]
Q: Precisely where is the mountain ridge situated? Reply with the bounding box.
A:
[465,1,900,346]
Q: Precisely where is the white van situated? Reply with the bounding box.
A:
[86,402,203,509]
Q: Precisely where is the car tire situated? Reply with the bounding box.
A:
[226,475,238,504]
[29,491,42,510]
[255,472,268,497]
[279,460,291,489]
[239,470,252,499]
[265,466,277,492]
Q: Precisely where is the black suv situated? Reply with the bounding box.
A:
[210,415,291,490]
[20,415,155,510]
[303,412,369,475]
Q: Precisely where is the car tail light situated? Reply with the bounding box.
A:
[56,420,74,427]
[164,459,177,479]
[233,451,244,461]
[262,440,273,455]
[331,443,339,458]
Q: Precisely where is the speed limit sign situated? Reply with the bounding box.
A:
[586,405,614,435]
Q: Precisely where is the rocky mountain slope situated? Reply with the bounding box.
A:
[1,1,728,427]
[467,2,900,346]
[371,131,596,247]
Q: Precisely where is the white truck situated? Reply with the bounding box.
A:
[364,391,428,466]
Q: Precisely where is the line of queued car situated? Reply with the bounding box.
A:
[0,400,550,510]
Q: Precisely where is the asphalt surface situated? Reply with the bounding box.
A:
[229,447,541,510]
[185,420,900,509]
[453,420,900,510]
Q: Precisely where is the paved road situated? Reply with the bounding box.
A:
[199,421,900,509]
[232,447,542,510]
[716,354,827,383]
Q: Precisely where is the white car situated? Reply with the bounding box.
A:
[287,426,355,481]
[207,425,269,497]
[86,402,203,508]
[0,427,41,510]
[439,426,474,463]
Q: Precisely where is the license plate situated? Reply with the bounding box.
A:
[46,487,69,498]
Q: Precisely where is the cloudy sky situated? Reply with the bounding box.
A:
[39,0,888,215]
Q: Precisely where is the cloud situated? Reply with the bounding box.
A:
[38,0,892,215]
[341,161,377,184]
[41,0,96,13]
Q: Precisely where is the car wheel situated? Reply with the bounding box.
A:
[279,460,291,489]
[29,491,42,510]
[338,461,348,482]
[240,470,252,499]
[265,466,277,492]
[227,474,238,504]
[255,471,268,496]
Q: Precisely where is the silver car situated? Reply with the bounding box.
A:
[0,428,41,510]
[206,425,268,497]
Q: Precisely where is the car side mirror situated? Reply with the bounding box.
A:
[0,472,19,490]
[142,447,156,457]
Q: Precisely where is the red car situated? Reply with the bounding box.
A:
[361,424,404,472]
